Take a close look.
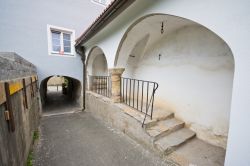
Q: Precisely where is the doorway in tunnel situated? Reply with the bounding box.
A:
[40,75,82,114]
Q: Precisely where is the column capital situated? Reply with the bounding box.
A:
[109,68,125,75]
[109,68,125,103]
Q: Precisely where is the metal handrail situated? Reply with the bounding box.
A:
[89,75,111,98]
[121,77,159,126]
[142,83,158,127]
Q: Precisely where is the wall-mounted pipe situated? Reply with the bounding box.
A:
[76,46,86,111]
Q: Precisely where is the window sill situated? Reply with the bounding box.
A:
[50,52,75,57]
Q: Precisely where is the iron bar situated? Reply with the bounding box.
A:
[101,77,105,96]
[146,81,149,114]
[129,79,131,105]
[133,79,135,107]
[141,81,144,112]
[104,77,106,96]
[120,77,159,126]
[122,78,125,102]
[88,75,111,98]
[150,83,156,119]
[126,78,128,104]
[137,80,139,110]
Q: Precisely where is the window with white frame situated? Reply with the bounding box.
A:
[47,25,75,56]
[91,0,110,6]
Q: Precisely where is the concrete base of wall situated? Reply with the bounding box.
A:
[86,91,156,152]
[86,91,226,166]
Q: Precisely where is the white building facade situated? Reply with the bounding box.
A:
[76,0,250,165]
[0,0,106,104]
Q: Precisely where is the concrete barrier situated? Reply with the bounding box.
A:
[85,91,156,152]
[0,52,40,166]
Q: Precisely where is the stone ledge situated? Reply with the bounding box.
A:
[86,91,226,166]
[0,52,36,81]
[86,91,155,150]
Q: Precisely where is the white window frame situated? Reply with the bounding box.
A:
[91,0,110,7]
[47,24,76,57]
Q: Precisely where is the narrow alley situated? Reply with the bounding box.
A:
[42,86,82,116]
[1,0,250,165]
[33,89,177,166]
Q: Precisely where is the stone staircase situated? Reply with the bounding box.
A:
[145,112,196,155]
[121,105,196,155]
[88,91,226,166]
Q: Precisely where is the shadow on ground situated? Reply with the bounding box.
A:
[43,91,81,115]
[33,112,178,166]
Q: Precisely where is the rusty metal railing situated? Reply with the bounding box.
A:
[89,75,111,98]
[121,77,159,126]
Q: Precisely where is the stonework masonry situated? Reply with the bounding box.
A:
[0,52,36,81]
[109,68,125,103]
[0,52,40,166]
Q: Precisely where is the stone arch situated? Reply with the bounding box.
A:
[86,46,109,90]
[115,13,235,148]
[40,75,82,107]
[86,46,108,76]
[114,13,235,68]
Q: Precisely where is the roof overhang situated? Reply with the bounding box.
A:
[75,0,135,48]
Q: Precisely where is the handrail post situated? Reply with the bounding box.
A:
[109,68,125,103]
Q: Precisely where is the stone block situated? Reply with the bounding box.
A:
[0,52,36,81]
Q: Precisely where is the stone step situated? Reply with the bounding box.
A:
[154,128,196,155]
[136,111,174,129]
[152,108,175,122]
[118,104,173,128]
[146,118,185,141]
[145,111,174,128]
[121,99,173,120]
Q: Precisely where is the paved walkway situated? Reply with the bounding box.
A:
[34,112,178,166]
[34,92,177,166]
[43,90,82,116]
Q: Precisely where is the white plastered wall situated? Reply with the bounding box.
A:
[92,54,108,76]
[83,0,250,165]
[86,47,108,76]
[126,24,234,148]
[86,47,108,90]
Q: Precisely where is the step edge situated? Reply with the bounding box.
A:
[145,113,174,128]
[153,122,185,142]
[154,128,196,153]
[145,120,184,137]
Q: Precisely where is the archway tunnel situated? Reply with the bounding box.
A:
[40,75,82,113]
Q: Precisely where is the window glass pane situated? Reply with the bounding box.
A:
[52,39,60,46]
[51,31,60,39]
[49,28,74,55]
[63,40,71,47]
[63,33,71,41]
[52,45,61,52]
[64,46,71,53]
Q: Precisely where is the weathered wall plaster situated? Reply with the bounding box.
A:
[0,0,104,83]
[82,0,250,164]
[92,54,108,76]
[126,25,234,148]
[85,91,154,151]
